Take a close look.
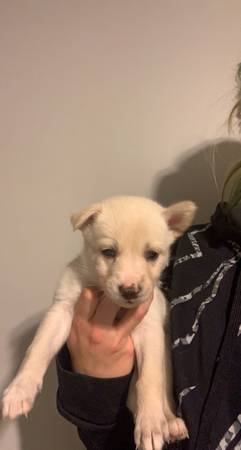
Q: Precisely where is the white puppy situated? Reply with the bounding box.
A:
[2,196,196,450]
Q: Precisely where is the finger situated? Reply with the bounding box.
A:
[74,288,100,321]
[91,295,120,326]
[116,296,153,338]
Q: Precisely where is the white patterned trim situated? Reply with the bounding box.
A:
[178,385,196,414]
[215,415,241,450]
[174,224,210,267]
[172,252,241,349]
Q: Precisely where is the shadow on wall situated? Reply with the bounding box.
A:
[152,139,241,222]
[0,315,85,450]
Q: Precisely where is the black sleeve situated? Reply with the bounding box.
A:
[56,345,135,450]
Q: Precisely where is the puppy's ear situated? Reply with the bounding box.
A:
[163,201,197,238]
[70,203,102,231]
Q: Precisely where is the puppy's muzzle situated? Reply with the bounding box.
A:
[118,284,142,301]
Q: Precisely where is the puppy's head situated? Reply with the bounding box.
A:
[71,196,196,308]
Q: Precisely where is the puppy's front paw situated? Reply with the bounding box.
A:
[2,376,41,419]
[166,415,189,442]
[134,409,168,450]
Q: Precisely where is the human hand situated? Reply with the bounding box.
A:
[67,288,153,378]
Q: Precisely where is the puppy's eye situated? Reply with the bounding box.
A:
[101,248,117,258]
[145,250,159,261]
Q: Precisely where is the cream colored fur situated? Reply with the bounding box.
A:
[2,196,196,450]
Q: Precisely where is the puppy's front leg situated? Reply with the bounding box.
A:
[2,261,82,419]
[130,288,168,450]
[130,288,188,450]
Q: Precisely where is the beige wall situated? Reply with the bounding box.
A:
[0,2,241,449]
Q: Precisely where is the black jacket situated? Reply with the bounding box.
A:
[56,203,241,450]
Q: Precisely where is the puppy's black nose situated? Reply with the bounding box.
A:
[119,284,141,300]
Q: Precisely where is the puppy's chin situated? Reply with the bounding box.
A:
[112,298,146,309]
[105,290,151,309]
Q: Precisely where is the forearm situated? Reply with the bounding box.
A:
[56,345,135,450]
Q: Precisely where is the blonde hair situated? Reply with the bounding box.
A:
[223,63,241,209]
[228,63,241,132]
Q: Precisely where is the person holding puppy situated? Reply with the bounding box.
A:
[56,64,241,450]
